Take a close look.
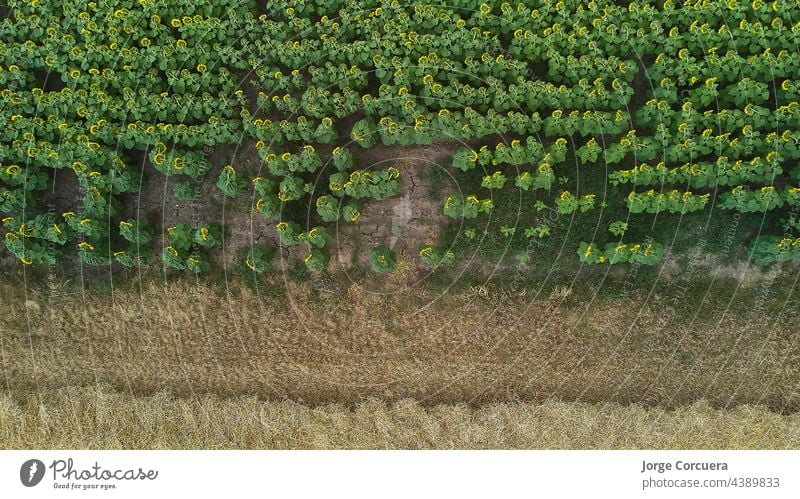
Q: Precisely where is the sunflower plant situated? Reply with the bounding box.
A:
[370,245,396,273]
[244,245,273,273]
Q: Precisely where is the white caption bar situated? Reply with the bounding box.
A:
[1,450,797,498]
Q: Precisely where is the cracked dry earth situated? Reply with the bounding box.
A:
[330,143,461,272]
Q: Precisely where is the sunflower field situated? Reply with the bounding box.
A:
[2,0,799,273]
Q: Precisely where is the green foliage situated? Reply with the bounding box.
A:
[726,78,769,107]
[3,233,59,265]
[64,213,108,240]
[77,241,111,266]
[577,194,596,212]
[216,165,247,198]
[3,214,71,245]
[149,143,213,179]
[720,186,784,213]
[515,164,554,191]
[452,148,477,172]
[255,195,283,220]
[244,245,273,273]
[610,157,783,189]
[276,221,303,247]
[119,219,153,245]
[186,252,212,273]
[419,246,455,269]
[603,242,665,265]
[114,248,149,268]
[304,248,329,272]
[690,77,720,107]
[314,117,338,144]
[173,181,200,201]
[166,223,194,251]
[370,245,396,273]
[577,242,604,264]
[555,191,578,214]
[342,202,362,222]
[252,177,276,198]
[608,221,628,237]
[0,188,31,213]
[278,176,312,202]
[162,221,218,273]
[481,171,507,190]
[194,223,223,248]
[627,190,710,214]
[603,143,628,165]
[330,168,401,200]
[751,236,800,266]
[4,1,800,272]
[83,187,121,218]
[162,245,187,270]
[500,225,516,237]
[262,146,323,176]
[524,225,551,238]
[301,226,331,249]
[443,194,492,219]
[331,147,354,172]
[576,138,602,164]
[515,250,531,264]
[578,240,664,265]
[162,245,211,273]
[0,164,48,191]
[351,118,377,148]
[315,195,341,222]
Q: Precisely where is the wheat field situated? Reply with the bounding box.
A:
[1,385,797,449]
[1,273,798,448]
[3,277,798,410]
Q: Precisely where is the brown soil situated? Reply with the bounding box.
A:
[660,247,780,286]
[331,142,461,272]
[110,138,463,275]
[125,142,280,271]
